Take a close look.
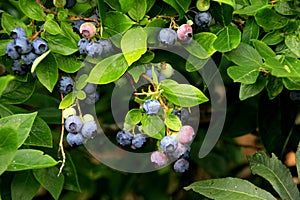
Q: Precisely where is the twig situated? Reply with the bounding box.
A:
[58,93,66,177]
[36,0,57,15]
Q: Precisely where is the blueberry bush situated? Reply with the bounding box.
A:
[1,0,300,199]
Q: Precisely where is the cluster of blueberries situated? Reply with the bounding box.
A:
[158,11,212,46]
[58,76,99,104]
[71,15,113,58]
[116,97,193,173]
[5,27,48,75]
[63,108,98,146]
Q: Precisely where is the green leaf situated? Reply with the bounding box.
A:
[285,36,300,58]
[121,27,147,66]
[186,55,209,72]
[239,76,267,100]
[283,77,300,90]
[274,1,300,15]
[163,0,191,19]
[193,32,217,56]
[63,152,81,192]
[296,142,300,183]
[59,92,76,109]
[33,167,64,200]
[43,33,78,56]
[31,50,51,73]
[0,112,37,147]
[1,12,30,36]
[248,152,300,200]
[266,57,300,78]
[141,115,165,139]
[160,79,209,107]
[0,75,14,97]
[225,42,263,68]
[185,177,276,200]
[0,127,18,176]
[128,64,146,82]
[266,76,283,100]
[128,0,147,21]
[250,0,268,5]
[19,0,44,21]
[227,65,260,84]
[55,54,82,73]
[0,103,14,117]
[36,52,58,92]
[104,11,135,33]
[11,171,40,200]
[165,112,181,131]
[24,117,53,148]
[76,90,86,100]
[96,0,106,28]
[0,80,35,104]
[75,74,89,90]
[60,21,81,44]
[212,0,235,7]
[242,17,260,44]
[262,30,284,45]
[124,109,143,130]
[6,149,59,171]
[184,40,210,59]
[210,3,233,27]
[213,26,241,53]
[37,107,61,124]
[44,19,62,35]
[0,39,12,56]
[255,8,289,30]
[233,5,268,16]
[251,39,276,60]
[87,53,129,84]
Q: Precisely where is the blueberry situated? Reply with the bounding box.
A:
[158,28,177,46]
[80,22,97,39]
[66,132,84,146]
[65,0,76,8]
[150,151,168,168]
[160,135,178,153]
[32,37,48,55]
[160,63,174,78]
[172,108,189,124]
[86,41,103,57]
[58,76,74,95]
[177,24,193,44]
[195,11,212,28]
[83,83,96,94]
[142,99,161,115]
[81,120,97,138]
[10,27,27,39]
[5,42,20,60]
[98,39,113,55]
[132,134,147,148]
[12,60,28,76]
[21,52,38,65]
[78,38,89,55]
[14,37,32,54]
[158,74,166,82]
[171,143,190,159]
[85,91,100,104]
[65,116,83,133]
[72,19,85,33]
[145,67,159,79]
[173,158,189,173]
[178,125,195,144]
[116,130,133,146]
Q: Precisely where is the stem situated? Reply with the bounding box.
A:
[281,126,294,159]
[58,93,66,177]
[36,0,57,15]
[75,98,83,118]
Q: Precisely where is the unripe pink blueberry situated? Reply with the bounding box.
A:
[177,24,193,43]
[150,151,168,168]
[178,125,195,144]
[80,22,96,39]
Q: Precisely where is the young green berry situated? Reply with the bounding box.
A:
[83,114,94,122]
[63,107,77,119]
[160,63,174,78]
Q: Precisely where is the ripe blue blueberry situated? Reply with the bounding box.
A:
[158,28,177,46]
[98,39,113,55]
[65,0,76,8]
[81,120,97,138]
[21,52,38,65]
[142,99,161,115]
[32,37,48,55]
[85,91,100,104]
[66,132,84,146]
[173,158,189,173]
[172,108,189,124]
[158,74,166,82]
[195,11,212,28]
[6,42,20,60]
[78,38,89,55]
[58,76,74,95]
[83,83,96,94]
[10,27,27,39]
[72,19,85,34]
[86,41,103,57]
[14,37,32,54]
[12,60,27,76]
[65,116,83,133]
[132,134,147,148]
[116,130,133,146]
[160,135,178,153]
[150,151,168,168]
[145,67,159,79]
[171,143,190,159]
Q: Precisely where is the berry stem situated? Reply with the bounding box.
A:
[75,98,83,118]
[36,0,58,15]
[29,30,42,41]
[58,93,66,177]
